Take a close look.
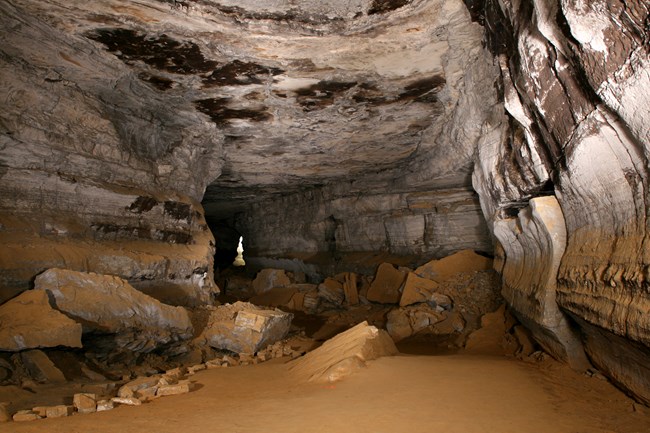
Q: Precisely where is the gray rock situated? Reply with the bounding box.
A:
[34,269,193,353]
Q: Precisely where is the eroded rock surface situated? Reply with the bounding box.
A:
[34,269,193,354]
[289,321,398,383]
[0,290,82,351]
[470,0,650,403]
[199,302,293,354]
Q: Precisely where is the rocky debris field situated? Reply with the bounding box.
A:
[0,249,550,423]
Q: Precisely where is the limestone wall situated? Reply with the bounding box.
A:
[471,0,650,403]
[0,2,223,304]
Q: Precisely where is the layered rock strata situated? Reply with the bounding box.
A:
[471,0,650,403]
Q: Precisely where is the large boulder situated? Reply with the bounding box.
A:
[200,302,293,354]
[34,268,193,353]
[0,290,82,351]
[289,321,398,383]
[366,263,407,304]
[414,249,492,283]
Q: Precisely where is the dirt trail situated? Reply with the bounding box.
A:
[3,353,648,433]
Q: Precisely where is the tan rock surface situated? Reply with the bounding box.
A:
[289,321,398,383]
[366,263,407,304]
[0,290,82,351]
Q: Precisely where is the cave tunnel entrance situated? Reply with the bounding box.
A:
[205,215,245,273]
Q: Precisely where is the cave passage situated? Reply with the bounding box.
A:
[1,0,649,429]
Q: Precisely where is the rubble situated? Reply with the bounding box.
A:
[386,304,446,342]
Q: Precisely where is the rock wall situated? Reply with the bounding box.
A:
[0,2,223,305]
[237,184,493,277]
[471,0,650,403]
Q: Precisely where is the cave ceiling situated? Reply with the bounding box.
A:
[3,0,488,215]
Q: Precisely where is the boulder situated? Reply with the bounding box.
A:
[399,272,439,307]
[34,269,193,352]
[386,305,446,342]
[289,321,398,383]
[414,250,492,283]
[317,278,345,305]
[366,263,407,304]
[252,269,291,295]
[200,302,293,354]
[0,289,82,351]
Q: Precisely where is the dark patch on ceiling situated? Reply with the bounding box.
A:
[87,28,217,74]
[294,80,357,111]
[368,0,412,15]
[203,60,284,87]
[195,98,272,126]
[352,82,390,106]
[164,201,193,222]
[399,76,446,102]
[127,196,159,213]
[213,4,345,25]
[138,73,175,90]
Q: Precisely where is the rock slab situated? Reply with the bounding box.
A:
[34,268,193,352]
[289,321,398,383]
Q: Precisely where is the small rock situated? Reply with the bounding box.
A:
[96,400,115,412]
[187,363,206,374]
[45,405,72,418]
[13,410,41,422]
[32,406,48,417]
[111,397,142,406]
[165,367,185,380]
[118,376,160,398]
[135,386,158,402]
[156,380,192,397]
[205,360,222,369]
[73,393,97,414]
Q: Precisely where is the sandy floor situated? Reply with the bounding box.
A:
[3,353,649,433]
